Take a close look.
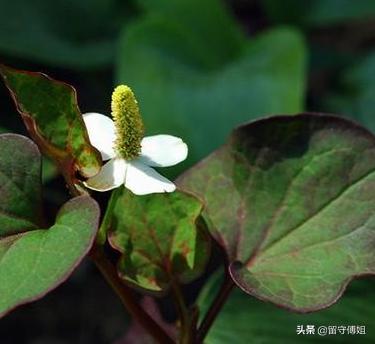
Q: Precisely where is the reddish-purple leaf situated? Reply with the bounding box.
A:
[178,113,375,312]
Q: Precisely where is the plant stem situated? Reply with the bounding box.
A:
[170,280,193,344]
[90,245,175,344]
[61,171,174,342]
[197,274,235,342]
[96,188,119,245]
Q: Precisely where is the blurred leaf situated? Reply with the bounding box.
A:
[42,157,59,183]
[0,196,99,317]
[198,270,375,343]
[263,0,375,26]
[0,65,102,188]
[134,0,246,59]
[0,134,42,237]
[0,0,134,69]
[108,188,210,293]
[135,0,180,12]
[178,114,375,311]
[326,51,375,132]
[117,0,306,168]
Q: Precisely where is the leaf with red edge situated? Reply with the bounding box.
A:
[0,134,42,237]
[0,196,99,317]
[0,64,101,189]
[0,134,100,316]
[108,188,210,294]
[178,113,375,312]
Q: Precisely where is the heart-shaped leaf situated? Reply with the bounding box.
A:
[178,113,375,312]
[117,0,306,168]
[198,270,375,343]
[0,65,101,186]
[0,134,100,316]
[0,195,99,316]
[108,188,210,293]
[0,134,42,237]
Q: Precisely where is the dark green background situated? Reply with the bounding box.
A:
[0,0,374,343]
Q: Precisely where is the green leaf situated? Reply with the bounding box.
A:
[42,157,59,183]
[263,0,375,26]
[0,65,102,184]
[117,0,306,168]
[0,195,99,317]
[178,113,375,312]
[0,0,135,69]
[0,134,100,316]
[326,51,375,133]
[107,188,210,293]
[199,270,375,343]
[0,134,42,237]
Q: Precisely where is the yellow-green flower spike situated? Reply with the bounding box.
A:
[111,85,144,160]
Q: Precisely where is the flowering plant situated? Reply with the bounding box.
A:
[0,64,374,343]
[83,86,188,194]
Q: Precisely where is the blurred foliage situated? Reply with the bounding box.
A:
[259,0,375,135]
[263,0,375,26]
[0,0,136,69]
[117,0,306,167]
[326,50,375,132]
[42,157,59,183]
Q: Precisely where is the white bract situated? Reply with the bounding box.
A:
[82,112,188,195]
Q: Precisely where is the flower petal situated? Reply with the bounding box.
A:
[139,135,188,167]
[84,158,127,192]
[125,161,176,195]
[82,112,116,160]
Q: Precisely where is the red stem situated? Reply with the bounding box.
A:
[61,162,175,343]
[90,245,175,344]
[197,274,235,342]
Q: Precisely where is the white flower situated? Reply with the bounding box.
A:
[83,112,188,195]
